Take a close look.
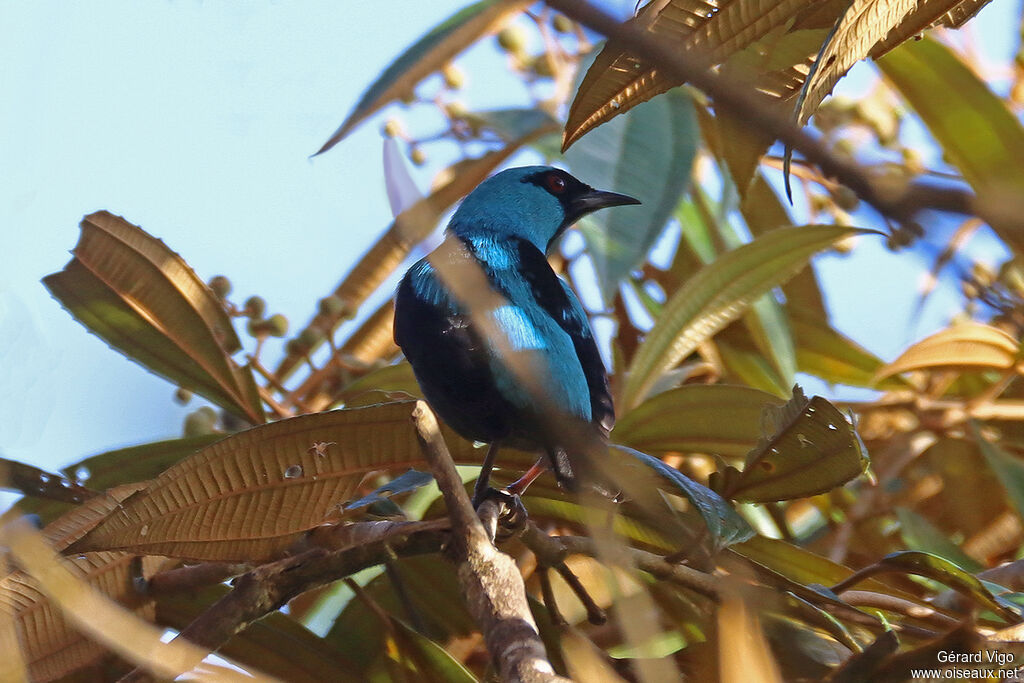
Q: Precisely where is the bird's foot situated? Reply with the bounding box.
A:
[473,487,528,534]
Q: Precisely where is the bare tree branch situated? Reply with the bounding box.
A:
[412,400,570,683]
[117,522,447,683]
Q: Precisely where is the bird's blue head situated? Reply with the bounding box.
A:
[447,166,640,253]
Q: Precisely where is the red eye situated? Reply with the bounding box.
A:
[546,173,567,194]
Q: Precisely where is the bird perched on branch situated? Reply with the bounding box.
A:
[393,166,639,503]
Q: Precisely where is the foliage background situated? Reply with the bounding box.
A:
[6,0,1024,680]
[1,0,1014,485]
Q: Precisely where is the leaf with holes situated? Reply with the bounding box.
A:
[44,212,263,424]
[710,387,869,502]
[622,225,872,409]
[317,0,530,153]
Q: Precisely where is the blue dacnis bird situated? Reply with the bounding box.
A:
[393,166,640,504]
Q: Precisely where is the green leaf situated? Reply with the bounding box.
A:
[317,0,529,153]
[974,421,1024,522]
[895,507,982,573]
[617,446,754,547]
[623,225,873,409]
[467,107,559,142]
[715,209,796,388]
[566,83,697,296]
[710,387,870,502]
[390,618,480,683]
[326,554,476,672]
[790,308,907,389]
[877,36,1024,254]
[613,384,784,458]
[840,551,1018,622]
[740,173,829,319]
[155,584,363,683]
[716,336,791,398]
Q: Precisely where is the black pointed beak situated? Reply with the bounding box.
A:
[568,189,641,220]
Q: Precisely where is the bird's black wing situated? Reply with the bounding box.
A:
[394,259,519,443]
[514,239,614,435]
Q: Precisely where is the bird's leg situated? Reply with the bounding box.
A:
[506,456,547,497]
[471,442,500,507]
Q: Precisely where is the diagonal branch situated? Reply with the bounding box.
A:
[545,0,986,231]
[412,400,570,683]
[117,521,447,683]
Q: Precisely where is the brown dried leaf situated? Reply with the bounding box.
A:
[1,492,169,682]
[1,553,148,682]
[44,212,264,424]
[565,0,989,146]
[871,0,993,58]
[66,401,513,562]
[564,0,820,150]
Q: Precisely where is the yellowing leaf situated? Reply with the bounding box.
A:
[66,401,510,562]
[622,225,870,410]
[613,384,784,458]
[873,322,1021,383]
[710,387,869,502]
[44,212,264,424]
[318,0,530,153]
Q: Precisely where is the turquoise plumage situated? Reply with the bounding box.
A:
[393,166,639,500]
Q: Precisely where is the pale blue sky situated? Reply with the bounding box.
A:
[1,1,1018,497]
